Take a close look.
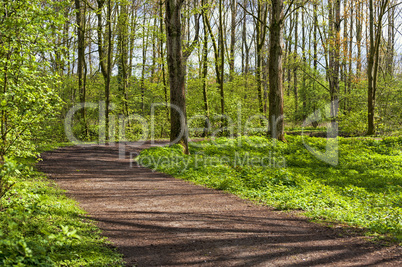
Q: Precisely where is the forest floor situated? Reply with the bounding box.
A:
[38,142,402,267]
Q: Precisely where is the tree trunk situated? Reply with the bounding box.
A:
[117,0,129,116]
[242,0,250,77]
[313,1,318,71]
[165,0,189,154]
[105,0,112,140]
[203,0,223,114]
[342,0,349,113]
[75,0,87,135]
[256,0,268,115]
[293,9,298,114]
[202,13,210,136]
[160,0,169,121]
[367,0,389,135]
[140,11,149,113]
[301,7,306,115]
[96,0,112,141]
[356,1,362,78]
[268,0,285,141]
[229,0,236,80]
[218,0,225,116]
[328,0,341,129]
[386,0,395,77]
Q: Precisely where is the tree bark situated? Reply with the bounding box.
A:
[96,0,113,141]
[367,0,389,135]
[327,0,340,129]
[386,0,395,77]
[229,0,236,80]
[293,9,298,114]
[202,11,209,136]
[159,0,169,121]
[256,0,268,115]
[117,0,129,116]
[165,0,189,154]
[75,0,87,135]
[268,0,285,141]
[218,0,225,116]
[140,10,149,114]
[356,1,362,78]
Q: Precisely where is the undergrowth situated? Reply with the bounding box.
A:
[138,135,402,243]
[0,155,124,266]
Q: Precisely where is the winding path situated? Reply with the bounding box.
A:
[39,142,402,266]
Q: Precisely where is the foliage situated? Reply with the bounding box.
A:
[138,136,402,242]
[0,0,65,159]
[0,156,124,266]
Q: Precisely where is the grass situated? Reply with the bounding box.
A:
[0,148,124,266]
[138,135,402,243]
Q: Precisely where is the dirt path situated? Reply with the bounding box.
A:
[38,142,401,266]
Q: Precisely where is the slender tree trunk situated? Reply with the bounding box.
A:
[287,12,293,96]
[386,0,395,77]
[160,0,169,121]
[151,16,157,79]
[301,8,306,114]
[268,0,285,141]
[219,0,225,116]
[96,0,112,141]
[242,0,250,77]
[367,0,375,135]
[202,12,210,136]
[229,0,236,81]
[117,0,129,116]
[241,0,250,96]
[313,1,318,71]
[140,11,149,113]
[64,8,71,77]
[293,9,298,114]
[75,0,87,135]
[356,1,362,78]
[367,0,389,135]
[343,0,349,113]
[105,0,112,140]
[203,0,222,112]
[327,0,341,129]
[256,0,268,114]
[347,1,353,112]
[129,5,138,83]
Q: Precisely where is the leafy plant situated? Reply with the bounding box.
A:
[0,157,124,266]
[139,136,402,242]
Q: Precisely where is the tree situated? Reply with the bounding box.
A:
[256,0,269,114]
[96,0,113,141]
[117,0,130,116]
[0,0,65,159]
[203,0,224,116]
[327,0,341,129]
[268,0,285,140]
[229,0,237,81]
[165,0,199,154]
[201,1,210,135]
[367,0,390,135]
[74,0,87,136]
[217,0,225,116]
[293,9,298,114]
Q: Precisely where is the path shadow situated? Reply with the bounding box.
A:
[38,144,402,267]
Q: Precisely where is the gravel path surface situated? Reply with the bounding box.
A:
[39,142,402,266]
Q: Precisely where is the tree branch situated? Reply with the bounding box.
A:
[237,2,270,31]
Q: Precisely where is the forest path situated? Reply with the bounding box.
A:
[38,142,401,267]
